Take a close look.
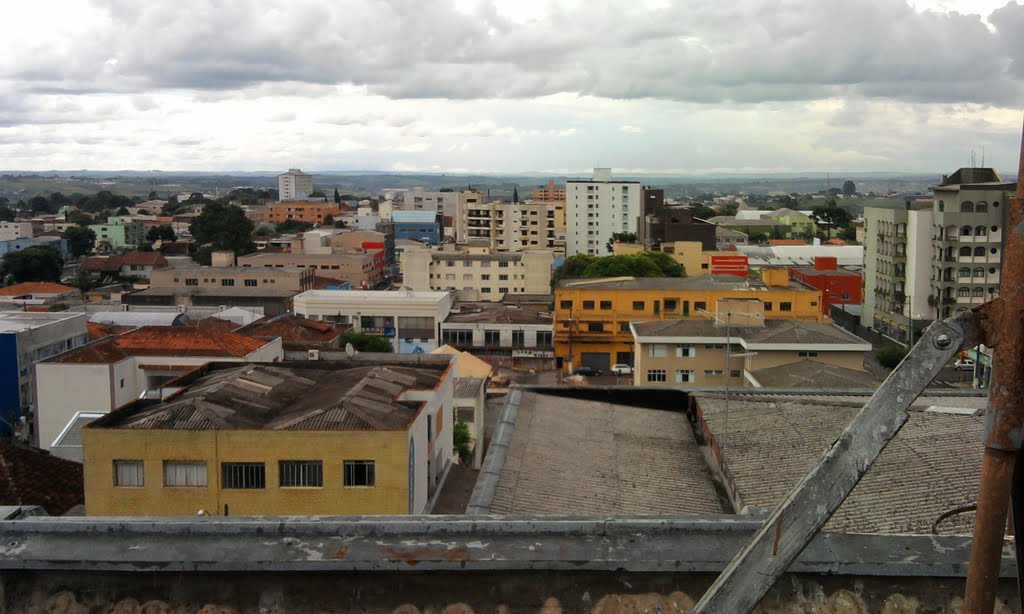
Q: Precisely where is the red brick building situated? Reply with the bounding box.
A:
[788,257,862,314]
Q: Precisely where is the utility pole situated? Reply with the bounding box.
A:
[566,304,574,374]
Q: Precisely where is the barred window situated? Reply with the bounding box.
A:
[163,461,207,487]
[646,369,667,383]
[279,461,323,487]
[113,460,144,487]
[221,462,266,489]
[344,460,376,486]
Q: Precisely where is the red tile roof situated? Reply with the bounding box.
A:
[825,238,849,245]
[239,315,339,351]
[0,440,84,516]
[0,282,79,297]
[86,321,133,341]
[80,252,168,272]
[767,239,808,246]
[55,326,272,364]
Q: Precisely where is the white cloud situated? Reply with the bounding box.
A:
[619,125,644,134]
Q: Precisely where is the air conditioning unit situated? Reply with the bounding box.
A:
[308,349,320,361]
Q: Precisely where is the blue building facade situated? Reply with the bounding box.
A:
[392,211,442,245]
[0,237,70,262]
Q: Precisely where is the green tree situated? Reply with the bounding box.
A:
[66,211,93,226]
[876,344,909,369]
[1,246,63,283]
[842,180,857,196]
[338,330,393,352]
[453,421,472,463]
[310,190,327,198]
[323,214,334,226]
[333,188,341,204]
[116,206,130,216]
[189,202,255,263]
[605,232,638,253]
[161,196,182,216]
[148,190,159,200]
[62,226,97,258]
[810,200,853,239]
[552,252,684,284]
[146,225,176,243]
[0,205,14,222]
[275,220,315,234]
[690,203,717,220]
[333,218,347,229]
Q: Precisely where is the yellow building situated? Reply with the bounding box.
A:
[554,274,823,372]
[82,359,454,516]
[630,298,872,388]
[612,240,737,277]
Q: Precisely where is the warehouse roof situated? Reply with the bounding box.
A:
[52,326,271,364]
[748,360,880,388]
[631,319,868,347]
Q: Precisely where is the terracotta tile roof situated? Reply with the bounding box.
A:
[86,321,134,341]
[0,440,84,516]
[195,316,239,332]
[80,256,120,272]
[55,326,271,364]
[238,315,339,350]
[0,282,79,297]
[80,252,168,272]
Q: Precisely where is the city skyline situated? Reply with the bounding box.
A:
[2,0,1024,174]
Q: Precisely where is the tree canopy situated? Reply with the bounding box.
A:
[552,252,684,284]
[62,226,96,258]
[189,202,255,264]
[1,246,63,283]
[842,180,857,196]
[275,220,315,234]
[605,232,638,253]
[810,200,853,239]
[338,331,393,353]
[146,225,176,243]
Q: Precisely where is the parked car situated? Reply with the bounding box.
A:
[573,366,602,377]
[954,359,976,372]
[610,364,633,375]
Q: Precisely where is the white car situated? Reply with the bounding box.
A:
[954,359,976,372]
[610,364,633,376]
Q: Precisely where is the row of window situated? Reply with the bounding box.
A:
[440,330,553,347]
[646,369,741,383]
[560,299,793,314]
[181,278,268,287]
[113,460,375,488]
[433,274,518,281]
[443,260,512,267]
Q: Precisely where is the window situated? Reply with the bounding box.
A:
[583,300,595,309]
[694,301,706,311]
[675,345,694,357]
[675,370,694,383]
[646,369,667,383]
[163,461,207,487]
[973,268,985,278]
[764,302,773,311]
[442,329,473,345]
[344,460,375,486]
[113,460,144,487]
[648,344,668,358]
[480,287,491,293]
[498,261,509,268]
[481,274,491,280]
[587,322,603,332]
[704,370,724,377]
[797,351,819,357]
[632,301,645,311]
[536,331,553,347]
[780,302,792,311]
[600,300,612,310]
[185,278,198,286]
[619,322,631,332]
[221,462,266,489]
[664,299,678,312]
[484,330,501,346]
[957,287,971,297]
[730,370,741,378]
[959,246,972,257]
[974,247,986,257]
[279,461,323,487]
[120,378,125,388]
[511,330,525,347]
[499,274,509,280]
[445,273,456,281]
[445,261,455,267]
[499,287,509,294]
[972,287,985,298]
[463,274,473,281]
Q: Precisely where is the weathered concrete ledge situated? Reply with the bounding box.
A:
[0,514,1014,577]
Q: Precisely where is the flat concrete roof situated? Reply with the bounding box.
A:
[487,390,726,515]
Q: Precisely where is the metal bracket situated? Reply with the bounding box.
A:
[692,314,977,614]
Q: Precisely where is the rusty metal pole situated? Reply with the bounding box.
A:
[964,116,1024,613]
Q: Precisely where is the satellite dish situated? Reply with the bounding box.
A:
[345,342,356,357]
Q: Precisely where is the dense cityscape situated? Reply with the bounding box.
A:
[2,0,1024,611]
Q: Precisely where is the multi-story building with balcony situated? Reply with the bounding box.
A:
[530,179,566,202]
[566,168,641,256]
[277,168,314,201]
[861,168,1012,344]
[455,199,565,254]
[401,245,554,301]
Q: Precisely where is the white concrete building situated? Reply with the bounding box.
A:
[277,168,314,201]
[399,188,461,218]
[0,311,89,441]
[401,246,554,301]
[293,288,453,353]
[455,199,565,253]
[565,168,641,256]
[34,327,283,462]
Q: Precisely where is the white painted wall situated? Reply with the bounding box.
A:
[565,170,640,256]
[906,207,934,321]
[35,362,113,451]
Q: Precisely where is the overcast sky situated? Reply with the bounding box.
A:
[2,0,1024,175]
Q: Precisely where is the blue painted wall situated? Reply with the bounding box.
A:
[0,333,20,436]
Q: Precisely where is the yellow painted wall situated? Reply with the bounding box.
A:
[83,428,409,516]
[612,241,713,277]
[554,284,823,370]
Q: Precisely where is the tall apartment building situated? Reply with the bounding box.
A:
[253,200,342,225]
[278,169,314,201]
[565,168,641,256]
[401,246,554,301]
[530,180,565,202]
[637,189,716,250]
[861,168,1012,343]
[455,199,565,253]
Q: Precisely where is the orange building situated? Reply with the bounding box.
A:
[530,180,566,202]
[255,201,343,225]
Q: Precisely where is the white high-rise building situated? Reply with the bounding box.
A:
[277,168,314,201]
[565,168,640,256]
